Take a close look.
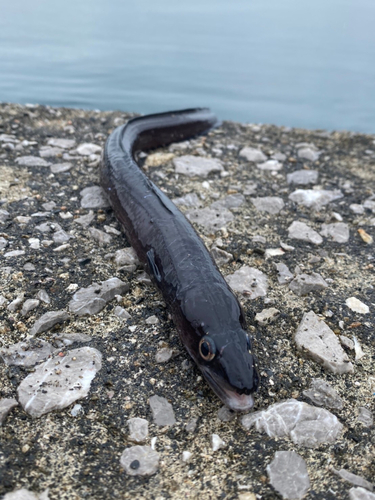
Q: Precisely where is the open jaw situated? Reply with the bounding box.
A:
[200,365,255,412]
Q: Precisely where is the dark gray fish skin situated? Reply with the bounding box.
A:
[100,108,259,411]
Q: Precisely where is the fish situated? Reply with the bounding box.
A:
[100,108,259,411]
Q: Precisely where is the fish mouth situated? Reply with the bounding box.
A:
[200,365,255,412]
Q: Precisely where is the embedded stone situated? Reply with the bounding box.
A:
[211,434,226,452]
[287,170,319,185]
[251,196,285,214]
[350,204,365,215]
[36,289,50,304]
[0,339,55,367]
[181,451,193,463]
[54,332,92,345]
[243,182,258,195]
[173,155,223,177]
[211,194,245,209]
[39,146,63,157]
[332,468,373,491]
[50,163,72,174]
[41,202,56,212]
[321,223,350,243]
[114,247,140,268]
[0,236,8,249]
[211,246,233,265]
[239,147,267,163]
[289,273,328,296]
[23,262,35,271]
[120,445,159,476]
[114,306,131,320]
[88,227,112,245]
[149,395,176,426]
[155,347,173,363]
[0,134,17,142]
[15,216,31,226]
[272,152,286,161]
[17,347,102,417]
[35,222,52,233]
[29,310,70,336]
[16,156,50,167]
[69,278,129,316]
[288,221,323,245]
[257,160,282,171]
[364,199,375,213]
[0,209,10,224]
[346,297,369,314]
[217,406,235,422]
[186,207,234,233]
[0,398,18,425]
[128,417,149,443]
[76,143,102,156]
[354,336,365,361]
[28,238,40,249]
[357,407,373,427]
[2,489,49,500]
[21,299,40,316]
[274,262,294,284]
[74,210,95,227]
[267,451,310,500]
[255,308,280,326]
[172,192,202,207]
[185,417,198,433]
[252,235,266,244]
[7,295,24,312]
[297,147,320,162]
[5,250,25,258]
[295,311,354,374]
[104,225,121,236]
[47,138,76,149]
[145,315,158,325]
[71,404,83,417]
[241,398,343,447]
[289,189,343,209]
[53,229,72,245]
[340,335,355,350]
[225,266,268,300]
[80,186,110,209]
[267,249,285,261]
[349,488,375,500]
[303,379,343,409]
[238,494,256,500]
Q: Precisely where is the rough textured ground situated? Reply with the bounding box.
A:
[0,103,374,499]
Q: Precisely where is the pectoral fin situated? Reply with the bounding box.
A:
[146,248,162,282]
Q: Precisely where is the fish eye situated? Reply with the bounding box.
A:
[199,336,216,361]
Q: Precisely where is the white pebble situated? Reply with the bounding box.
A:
[346,297,369,314]
[211,433,226,452]
[353,336,365,361]
[181,451,192,463]
[71,404,84,417]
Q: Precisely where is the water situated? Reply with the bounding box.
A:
[1,0,375,133]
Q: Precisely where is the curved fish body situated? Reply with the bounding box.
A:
[100,108,259,411]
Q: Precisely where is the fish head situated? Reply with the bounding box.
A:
[196,328,259,412]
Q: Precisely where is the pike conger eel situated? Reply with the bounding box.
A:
[100,108,259,411]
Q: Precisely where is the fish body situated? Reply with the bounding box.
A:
[100,108,259,411]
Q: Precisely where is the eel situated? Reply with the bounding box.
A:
[100,108,259,411]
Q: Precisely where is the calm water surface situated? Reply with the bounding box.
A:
[1,0,375,132]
